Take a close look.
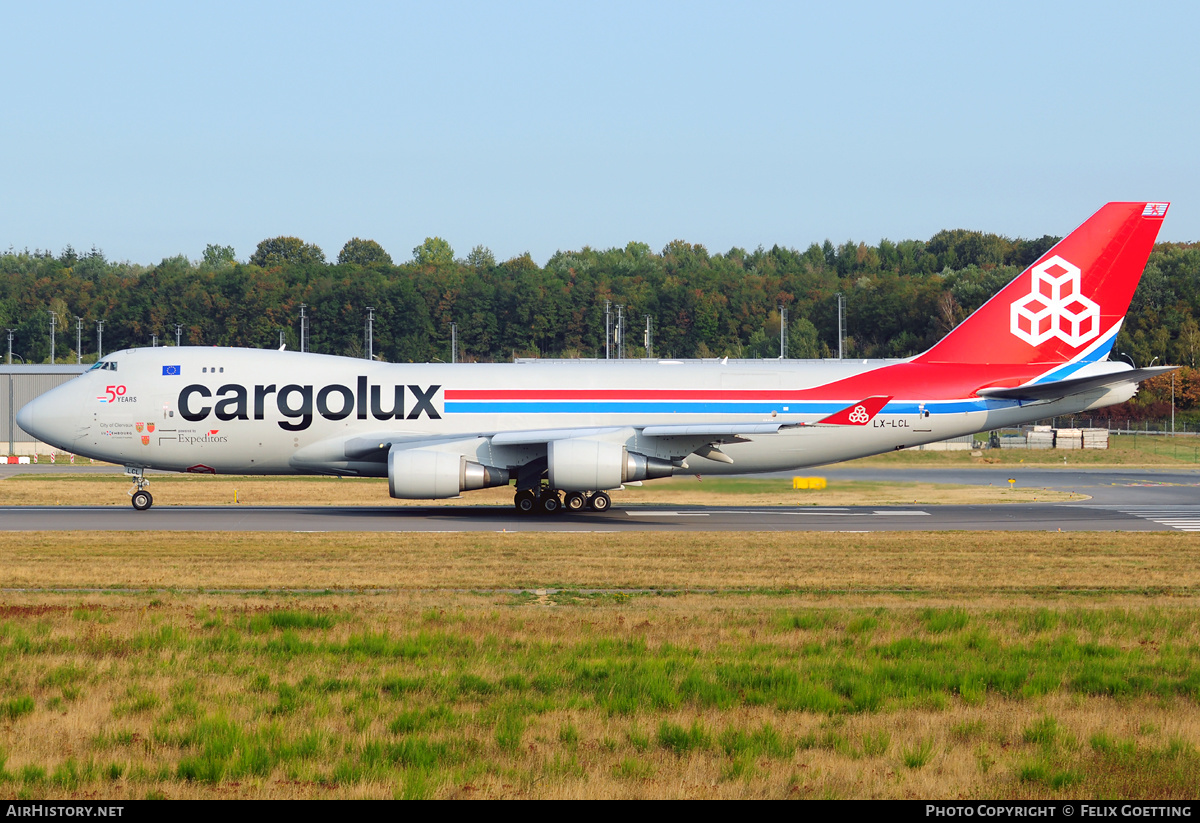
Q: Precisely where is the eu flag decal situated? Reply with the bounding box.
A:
[162,365,181,376]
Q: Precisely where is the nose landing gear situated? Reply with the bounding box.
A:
[125,466,153,511]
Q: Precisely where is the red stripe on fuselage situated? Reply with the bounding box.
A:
[445,362,1056,403]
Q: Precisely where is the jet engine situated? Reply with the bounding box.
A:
[388,448,509,499]
[547,439,675,491]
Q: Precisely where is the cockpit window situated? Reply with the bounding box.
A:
[89,360,118,372]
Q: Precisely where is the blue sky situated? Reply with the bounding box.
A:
[2,1,1197,265]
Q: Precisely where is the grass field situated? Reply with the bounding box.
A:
[1,531,1198,799]
[853,434,1200,467]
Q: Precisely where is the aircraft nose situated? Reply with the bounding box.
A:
[17,389,78,450]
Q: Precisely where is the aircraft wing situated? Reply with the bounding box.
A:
[638,422,800,437]
[326,421,802,466]
[341,422,798,455]
[975,366,1176,401]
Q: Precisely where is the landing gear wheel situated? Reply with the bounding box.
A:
[588,491,611,512]
[563,491,587,512]
[539,491,562,514]
[131,490,153,511]
[514,489,537,514]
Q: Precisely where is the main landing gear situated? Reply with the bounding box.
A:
[513,487,610,515]
[126,466,153,511]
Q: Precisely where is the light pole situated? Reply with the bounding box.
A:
[619,304,628,359]
[175,323,182,347]
[836,293,844,359]
[6,329,14,365]
[96,320,104,359]
[75,317,82,364]
[48,310,57,365]
[299,304,308,353]
[779,304,788,359]
[365,307,374,360]
[644,315,652,359]
[451,322,457,364]
[604,300,611,359]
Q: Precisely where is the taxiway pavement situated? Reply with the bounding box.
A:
[1,465,1198,532]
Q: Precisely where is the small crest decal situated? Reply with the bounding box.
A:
[135,422,144,432]
[147,423,155,433]
[140,435,150,446]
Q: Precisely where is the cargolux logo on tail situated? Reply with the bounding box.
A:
[1009,255,1100,348]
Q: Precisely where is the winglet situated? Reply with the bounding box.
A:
[816,396,892,425]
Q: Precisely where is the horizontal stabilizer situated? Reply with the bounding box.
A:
[976,366,1177,401]
[816,396,892,426]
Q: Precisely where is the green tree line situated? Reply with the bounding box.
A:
[2,232,1198,418]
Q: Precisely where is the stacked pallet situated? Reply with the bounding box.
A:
[1056,428,1083,449]
[913,434,975,451]
[1081,428,1110,449]
[1026,429,1056,449]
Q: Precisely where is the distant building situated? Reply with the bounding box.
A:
[2,365,89,454]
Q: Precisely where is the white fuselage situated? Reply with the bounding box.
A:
[21,346,1124,478]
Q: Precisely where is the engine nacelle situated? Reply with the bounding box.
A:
[388,448,509,499]
[547,439,674,491]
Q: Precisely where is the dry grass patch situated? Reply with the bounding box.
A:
[855,434,1200,468]
[0,473,1078,507]
[0,530,1196,595]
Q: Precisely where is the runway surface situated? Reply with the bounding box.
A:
[2,501,1199,532]
[1,465,1199,532]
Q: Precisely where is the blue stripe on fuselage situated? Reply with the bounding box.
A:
[443,399,1018,415]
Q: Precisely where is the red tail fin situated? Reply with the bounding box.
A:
[916,202,1169,366]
